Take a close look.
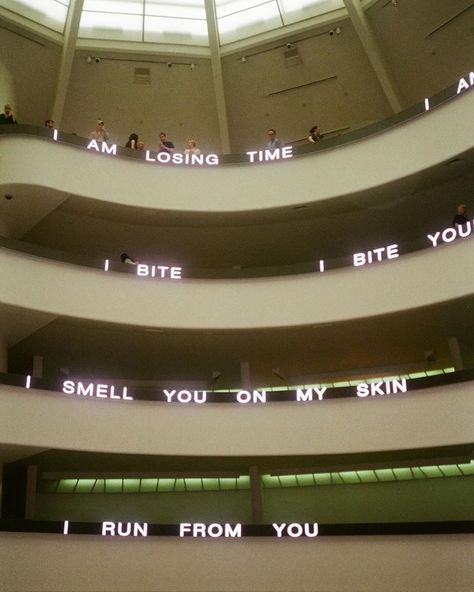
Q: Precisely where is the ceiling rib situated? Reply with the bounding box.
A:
[342,0,402,113]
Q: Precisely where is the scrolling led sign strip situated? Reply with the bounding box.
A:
[59,379,409,403]
[5,368,470,405]
[103,220,474,280]
[1,519,471,538]
[11,369,472,404]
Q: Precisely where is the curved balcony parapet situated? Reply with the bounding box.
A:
[1,378,472,457]
[0,82,472,214]
[0,238,472,330]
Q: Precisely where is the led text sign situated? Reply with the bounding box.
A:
[60,379,409,403]
[86,140,295,166]
[102,219,473,279]
[1,519,469,537]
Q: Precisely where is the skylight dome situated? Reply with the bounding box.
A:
[4,0,70,33]
[2,0,347,49]
[215,0,345,45]
[80,0,209,45]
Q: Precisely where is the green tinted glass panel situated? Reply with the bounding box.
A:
[438,465,462,477]
[278,475,297,487]
[459,463,474,475]
[313,473,332,485]
[419,466,443,478]
[140,479,158,492]
[237,476,250,489]
[220,478,236,490]
[374,469,395,482]
[175,478,186,492]
[184,478,203,491]
[392,468,412,480]
[57,479,78,493]
[92,479,105,493]
[105,479,123,493]
[261,475,280,488]
[339,471,360,484]
[296,474,315,486]
[357,470,378,483]
[157,478,175,492]
[202,478,220,490]
[123,479,141,493]
[75,479,96,493]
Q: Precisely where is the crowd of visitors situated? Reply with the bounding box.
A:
[0,103,327,153]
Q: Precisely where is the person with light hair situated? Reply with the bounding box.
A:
[88,119,110,143]
[184,139,201,155]
[0,104,17,124]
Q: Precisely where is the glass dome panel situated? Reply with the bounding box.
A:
[79,10,143,42]
[217,1,282,45]
[4,0,69,32]
[145,0,206,19]
[279,0,345,26]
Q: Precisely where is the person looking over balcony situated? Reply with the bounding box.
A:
[44,119,55,130]
[126,133,139,149]
[452,204,469,227]
[120,253,137,265]
[266,128,282,149]
[88,119,110,143]
[0,104,17,124]
[184,139,201,155]
[308,125,323,143]
[159,132,175,153]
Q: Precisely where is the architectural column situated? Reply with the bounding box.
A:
[240,361,251,389]
[448,337,464,371]
[343,0,402,113]
[25,466,38,520]
[51,0,84,126]
[32,355,44,379]
[204,0,231,153]
[0,334,8,373]
[249,465,263,523]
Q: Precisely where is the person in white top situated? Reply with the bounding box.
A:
[184,139,201,155]
[88,119,110,143]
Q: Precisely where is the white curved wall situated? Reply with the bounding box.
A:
[0,238,472,330]
[0,90,472,213]
[1,532,473,592]
[1,381,472,457]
